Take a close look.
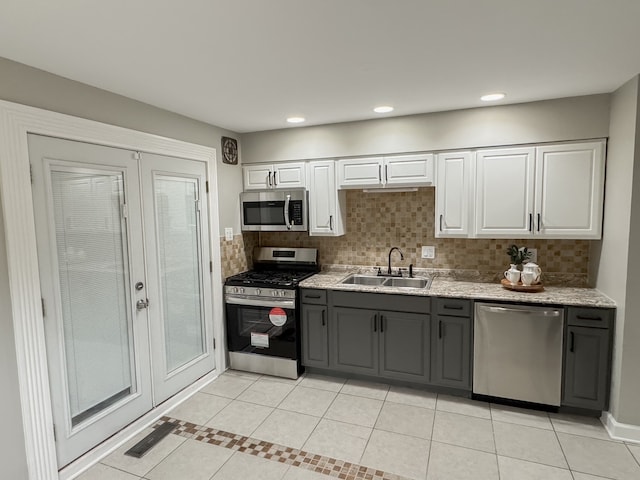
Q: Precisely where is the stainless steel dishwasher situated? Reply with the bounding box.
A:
[473,303,564,406]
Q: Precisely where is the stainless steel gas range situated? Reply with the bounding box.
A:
[224,247,319,379]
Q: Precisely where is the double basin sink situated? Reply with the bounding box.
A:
[341,273,432,290]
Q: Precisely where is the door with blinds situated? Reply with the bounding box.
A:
[29,134,215,467]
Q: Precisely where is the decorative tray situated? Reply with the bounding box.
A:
[500,278,545,292]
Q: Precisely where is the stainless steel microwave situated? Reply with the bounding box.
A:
[240,188,308,232]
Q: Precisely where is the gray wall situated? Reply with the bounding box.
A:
[0,194,29,479]
[0,56,243,236]
[241,94,611,163]
[592,75,640,425]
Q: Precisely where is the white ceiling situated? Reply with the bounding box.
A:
[1,0,640,133]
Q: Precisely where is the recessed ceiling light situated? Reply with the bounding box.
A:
[480,93,506,102]
[373,105,394,113]
[286,116,305,124]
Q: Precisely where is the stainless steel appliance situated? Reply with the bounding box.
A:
[224,247,319,378]
[473,303,564,406]
[240,188,308,232]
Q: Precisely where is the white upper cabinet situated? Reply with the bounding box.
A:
[337,154,433,189]
[475,147,536,237]
[337,157,384,188]
[436,151,472,237]
[384,153,434,186]
[307,160,346,236]
[243,162,306,190]
[534,141,605,239]
[474,141,605,239]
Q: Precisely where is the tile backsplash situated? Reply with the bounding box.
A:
[255,188,592,287]
[219,232,257,280]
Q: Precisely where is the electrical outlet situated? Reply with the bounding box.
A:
[526,247,537,263]
[224,227,233,241]
[421,246,435,259]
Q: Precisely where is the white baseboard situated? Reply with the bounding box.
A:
[601,411,640,444]
[59,369,221,480]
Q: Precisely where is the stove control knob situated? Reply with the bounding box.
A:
[272,290,278,297]
[255,289,261,296]
[280,291,287,297]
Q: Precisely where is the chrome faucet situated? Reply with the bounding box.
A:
[387,247,404,276]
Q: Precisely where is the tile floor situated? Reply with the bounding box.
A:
[79,371,640,480]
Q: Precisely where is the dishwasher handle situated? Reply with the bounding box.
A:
[479,305,561,317]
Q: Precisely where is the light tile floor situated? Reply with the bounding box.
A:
[79,371,640,480]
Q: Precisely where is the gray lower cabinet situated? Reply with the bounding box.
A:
[563,307,613,410]
[301,304,329,368]
[431,298,472,390]
[379,311,430,382]
[328,291,431,383]
[330,307,379,375]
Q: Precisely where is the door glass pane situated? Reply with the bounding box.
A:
[50,169,134,426]
[154,175,205,372]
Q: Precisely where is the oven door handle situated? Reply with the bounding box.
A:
[226,296,295,309]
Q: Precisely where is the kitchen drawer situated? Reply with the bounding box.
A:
[300,289,327,305]
[331,290,431,314]
[567,307,614,329]
[436,297,471,317]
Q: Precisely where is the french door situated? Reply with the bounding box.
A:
[29,134,215,467]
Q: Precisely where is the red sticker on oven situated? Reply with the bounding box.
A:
[269,307,287,327]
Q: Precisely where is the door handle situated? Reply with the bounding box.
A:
[570,331,575,352]
[136,299,149,311]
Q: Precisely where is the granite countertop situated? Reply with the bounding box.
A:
[299,267,616,308]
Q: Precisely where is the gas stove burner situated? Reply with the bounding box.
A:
[225,269,315,289]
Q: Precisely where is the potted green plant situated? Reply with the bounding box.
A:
[506,244,532,270]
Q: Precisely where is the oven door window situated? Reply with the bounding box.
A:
[226,304,297,359]
[243,201,286,226]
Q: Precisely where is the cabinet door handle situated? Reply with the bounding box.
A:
[537,213,541,232]
[267,171,272,187]
[321,310,325,326]
[528,213,533,232]
[373,315,377,332]
[570,331,575,352]
[439,320,443,339]
[380,315,385,333]
[273,171,278,186]
[385,164,388,182]
[378,165,382,182]
[329,215,333,231]
[439,214,443,232]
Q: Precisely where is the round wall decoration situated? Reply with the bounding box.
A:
[221,136,238,165]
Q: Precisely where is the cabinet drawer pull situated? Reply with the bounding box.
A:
[304,294,321,299]
[576,315,602,321]
[570,331,575,352]
[443,304,463,310]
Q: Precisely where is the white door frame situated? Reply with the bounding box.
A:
[0,99,226,479]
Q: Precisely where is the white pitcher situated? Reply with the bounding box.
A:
[504,264,521,285]
[522,262,542,284]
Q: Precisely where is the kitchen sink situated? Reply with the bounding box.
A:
[340,273,431,289]
[340,274,387,286]
[383,276,431,289]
